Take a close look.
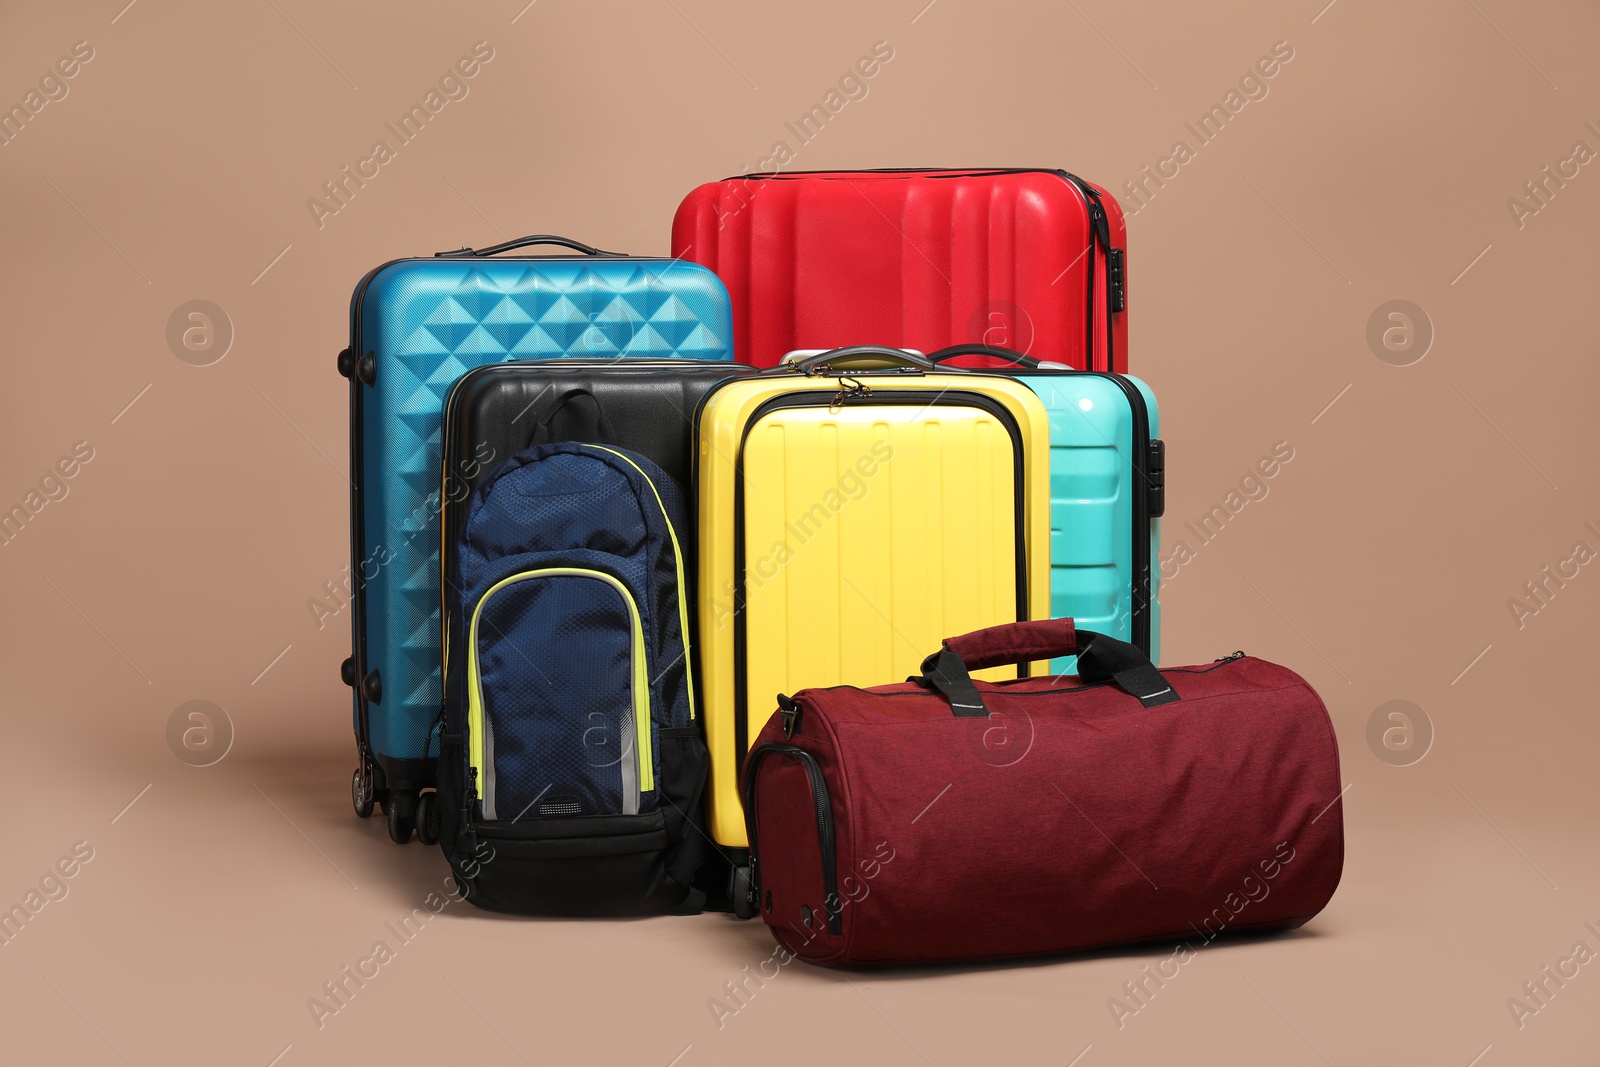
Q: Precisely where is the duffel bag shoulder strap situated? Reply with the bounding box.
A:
[920,618,1180,715]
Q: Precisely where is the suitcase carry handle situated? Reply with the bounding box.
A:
[434,234,625,258]
[782,345,941,374]
[528,388,620,445]
[927,344,1072,371]
[920,618,1180,716]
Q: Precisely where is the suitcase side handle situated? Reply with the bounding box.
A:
[434,234,625,258]
[927,343,1072,371]
[782,345,940,374]
[920,619,1180,716]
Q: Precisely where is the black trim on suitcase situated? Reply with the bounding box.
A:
[727,389,1032,770]
[1098,374,1156,654]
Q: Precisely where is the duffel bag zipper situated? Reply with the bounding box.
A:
[745,742,841,936]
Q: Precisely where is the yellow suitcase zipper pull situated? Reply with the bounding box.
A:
[830,375,870,412]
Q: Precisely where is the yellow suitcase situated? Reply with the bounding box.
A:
[695,348,1052,847]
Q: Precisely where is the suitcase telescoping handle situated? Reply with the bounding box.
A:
[781,345,940,374]
[434,234,624,258]
[927,343,1073,371]
[920,618,1181,716]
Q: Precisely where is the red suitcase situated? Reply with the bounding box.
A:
[672,168,1129,371]
[740,619,1344,968]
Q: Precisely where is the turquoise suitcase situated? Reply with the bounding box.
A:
[930,345,1162,673]
[338,235,734,842]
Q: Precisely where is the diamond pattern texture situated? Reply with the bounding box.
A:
[355,258,732,760]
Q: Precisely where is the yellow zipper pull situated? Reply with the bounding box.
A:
[829,376,870,412]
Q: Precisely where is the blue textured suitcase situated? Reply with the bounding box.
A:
[929,345,1163,672]
[337,235,734,843]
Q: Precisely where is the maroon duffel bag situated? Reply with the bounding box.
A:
[740,618,1344,968]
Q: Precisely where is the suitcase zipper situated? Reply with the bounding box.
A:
[1094,374,1156,654]
[744,742,841,936]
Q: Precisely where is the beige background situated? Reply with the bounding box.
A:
[2,0,1597,1063]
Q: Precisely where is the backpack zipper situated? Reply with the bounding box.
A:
[468,567,653,815]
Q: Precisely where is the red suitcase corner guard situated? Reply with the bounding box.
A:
[740,621,1344,968]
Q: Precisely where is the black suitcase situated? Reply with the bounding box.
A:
[436,358,758,903]
[440,359,757,516]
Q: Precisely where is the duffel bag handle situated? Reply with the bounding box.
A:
[920,618,1180,716]
[927,343,1064,371]
[435,234,624,258]
[780,345,941,374]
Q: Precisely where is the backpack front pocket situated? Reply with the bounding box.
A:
[468,567,653,820]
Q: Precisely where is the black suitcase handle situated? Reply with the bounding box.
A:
[927,343,1070,371]
[528,387,621,445]
[781,345,942,375]
[435,234,625,258]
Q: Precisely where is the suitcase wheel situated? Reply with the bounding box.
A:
[729,865,756,921]
[415,791,440,847]
[386,790,416,844]
[351,759,375,819]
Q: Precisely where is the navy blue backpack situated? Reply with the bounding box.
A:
[437,442,708,914]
